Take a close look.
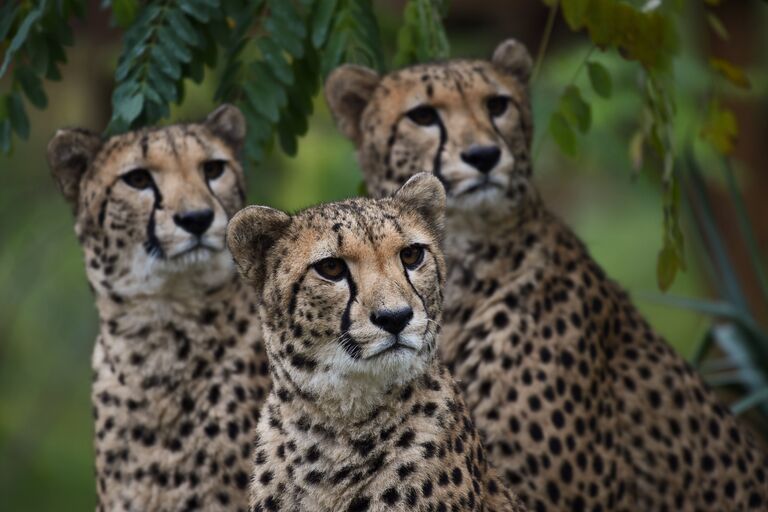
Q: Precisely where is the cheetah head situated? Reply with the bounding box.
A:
[48,105,247,299]
[326,39,533,218]
[228,173,446,404]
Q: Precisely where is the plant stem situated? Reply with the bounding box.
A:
[721,158,768,304]
[532,0,559,83]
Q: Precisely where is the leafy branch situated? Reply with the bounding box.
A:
[0,0,85,153]
[1,0,450,165]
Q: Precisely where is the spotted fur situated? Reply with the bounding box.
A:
[48,105,270,511]
[228,174,525,512]
[325,40,768,511]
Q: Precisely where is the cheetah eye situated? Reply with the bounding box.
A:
[487,95,510,117]
[121,168,154,190]
[406,106,439,127]
[203,160,226,181]
[313,257,348,281]
[400,245,425,270]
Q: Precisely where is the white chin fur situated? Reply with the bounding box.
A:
[105,244,235,298]
[449,185,506,212]
[298,320,434,414]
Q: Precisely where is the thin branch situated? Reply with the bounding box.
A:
[532,0,559,83]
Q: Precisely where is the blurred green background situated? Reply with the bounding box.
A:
[1,1,767,509]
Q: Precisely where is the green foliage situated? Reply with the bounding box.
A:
[393,0,451,67]
[1,0,449,164]
[540,0,757,294]
[0,0,84,153]
[586,61,611,98]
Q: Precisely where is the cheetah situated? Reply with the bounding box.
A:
[227,173,526,512]
[47,105,270,511]
[324,39,768,511]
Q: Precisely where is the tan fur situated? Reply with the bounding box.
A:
[228,174,525,512]
[326,40,768,511]
[47,106,269,512]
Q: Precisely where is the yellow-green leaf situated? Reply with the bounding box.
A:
[700,99,738,155]
[706,13,729,40]
[709,57,751,89]
[656,243,678,291]
[629,131,644,172]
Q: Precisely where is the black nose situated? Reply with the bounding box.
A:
[370,308,414,335]
[460,145,501,174]
[173,209,214,236]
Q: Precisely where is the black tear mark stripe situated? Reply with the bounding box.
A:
[432,116,449,192]
[143,182,165,258]
[98,186,112,227]
[140,133,149,157]
[340,274,362,360]
[403,266,429,321]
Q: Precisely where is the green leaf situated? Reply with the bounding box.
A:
[0,119,11,154]
[180,1,211,23]
[151,43,182,81]
[7,93,30,139]
[0,4,18,42]
[560,85,591,133]
[258,39,293,85]
[116,93,144,124]
[265,17,304,57]
[587,61,612,98]
[26,30,50,75]
[159,26,193,63]
[269,0,307,39]
[312,0,338,48]
[167,9,202,47]
[549,112,577,156]
[0,3,45,77]
[15,67,48,109]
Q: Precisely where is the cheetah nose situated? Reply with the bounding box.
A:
[460,145,501,174]
[173,209,214,236]
[370,308,414,335]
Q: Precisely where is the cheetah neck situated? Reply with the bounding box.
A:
[267,354,440,428]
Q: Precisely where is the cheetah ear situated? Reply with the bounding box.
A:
[47,128,102,211]
[394,173,446,239]
[324,64,380,146]
[491,38,533,84]
[205,104,247,152]
[227,205,291,292]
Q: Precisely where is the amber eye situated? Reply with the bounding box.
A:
[121,168,153,190]
[313,257,348,281]
[406,106,439,127]
[400,245,425,270]
[203,160,226,181]
[487,95,510,117]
